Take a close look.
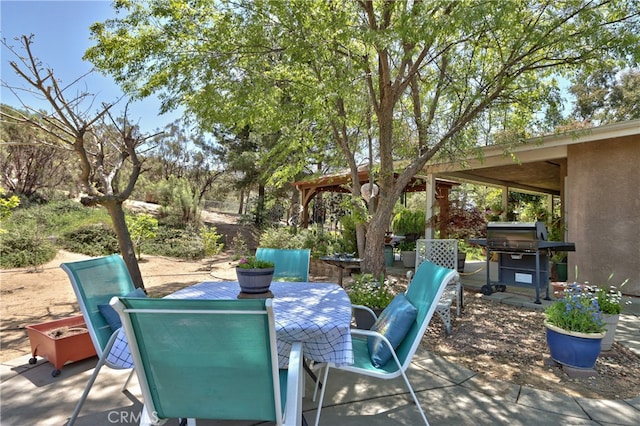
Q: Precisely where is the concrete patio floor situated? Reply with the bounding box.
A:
[2,261,639,425]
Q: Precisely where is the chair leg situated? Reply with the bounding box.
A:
[399,369,430,426]
[304,360,322,389]
[313,364,330,426]
[121,368,135,392]
[67,354,109,425]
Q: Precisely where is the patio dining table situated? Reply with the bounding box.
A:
[106,281,354,369]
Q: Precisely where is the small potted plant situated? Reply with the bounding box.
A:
[397,240,417,268]
[236,256,275,294]
[346,273,395,329]
[544,284,605,370]
[592,277,628,350]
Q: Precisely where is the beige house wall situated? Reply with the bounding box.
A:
[566,135,640,296]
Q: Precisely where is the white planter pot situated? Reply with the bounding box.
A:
[400,251,416,268]
[601,313,620,351]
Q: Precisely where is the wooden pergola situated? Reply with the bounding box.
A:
[292,166,459,230]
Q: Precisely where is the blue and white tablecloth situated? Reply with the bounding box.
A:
[108,281,354,369]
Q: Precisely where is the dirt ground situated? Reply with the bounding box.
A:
[2,210,639,400]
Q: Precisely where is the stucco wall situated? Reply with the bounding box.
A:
[566,135,640,296]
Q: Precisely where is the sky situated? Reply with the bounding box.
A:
[0,0,182,134]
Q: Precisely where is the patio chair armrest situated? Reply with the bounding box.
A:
[284,342,304,426]
[351,304,378,321]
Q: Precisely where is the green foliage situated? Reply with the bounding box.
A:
[346,274,394,310]
[545,285,604,334]
[258,224,343,258]
[0,225,56,268]
[201,225,224,256]
[391,209,426,237]
[61,224,120,256]
[237,256,274,269]
[397,240,416,252]
[338,214,358,254]
[229,232,250,260]
[0,191,20,221]
[596,286,623,315]
[141,225,205,260]
[258,226,306,249]
[301,225,343,258]
[152,176,201,226]
[127,213,159,259]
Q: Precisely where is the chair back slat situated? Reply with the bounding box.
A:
[256,248,310,282]
[396,260,456,367]
[61,254,136,354]
[114,297,282,423]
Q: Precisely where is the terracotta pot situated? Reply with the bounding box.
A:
[26,315,97,377]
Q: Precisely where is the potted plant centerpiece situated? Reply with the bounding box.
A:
[544,284,605,370]
[346,273,395,329]
[236,256,275,294]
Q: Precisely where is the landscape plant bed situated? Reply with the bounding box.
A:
[26,315,97,377]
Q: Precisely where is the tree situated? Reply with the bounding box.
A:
[1,35,158,288]
[0,105,72,197]
[86,1,640,277]
[570,67,640,125]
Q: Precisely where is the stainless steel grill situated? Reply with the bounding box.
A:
[469,222,575,304]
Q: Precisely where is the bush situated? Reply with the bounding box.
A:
[0,227,57,268]
[142,226,205,260]
[61,223,120,256]
[201,225,224,256]
[258,226,306,249]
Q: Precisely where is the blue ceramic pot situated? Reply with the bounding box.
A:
[545,322,604,369]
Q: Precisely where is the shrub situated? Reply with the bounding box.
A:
[258,226,306,249]
[0,227,56,268]
[61,223,120,256]
[201,225,224,256]
[142,226,205,260]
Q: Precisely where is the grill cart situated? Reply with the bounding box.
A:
[469,222,575,304]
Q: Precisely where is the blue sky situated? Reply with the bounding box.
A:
[1,0,181,133]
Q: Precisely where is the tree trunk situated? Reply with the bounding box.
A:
[103,200,145,289]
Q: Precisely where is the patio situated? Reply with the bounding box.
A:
[2,263,639,425]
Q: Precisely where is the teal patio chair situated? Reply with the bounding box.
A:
[256,248,311,282]
[313,260,457,425]
[111,297,304,426]
[61,254,139,425]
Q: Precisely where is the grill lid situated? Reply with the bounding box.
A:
[486,222,548,249]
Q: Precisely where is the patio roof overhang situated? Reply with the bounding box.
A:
[423,120,640,196]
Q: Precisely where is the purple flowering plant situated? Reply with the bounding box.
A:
[545,284,604,334]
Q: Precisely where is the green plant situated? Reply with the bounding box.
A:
[346,273,395,310]
[397,240,416,252]
[595,286,623,315]
[61,223,120,256]
[237,256,274,269]
[391,209,425,237]
[201,225,224,256]
[127,213,159,260]
[0,226,56,268]
[545,284,604,334]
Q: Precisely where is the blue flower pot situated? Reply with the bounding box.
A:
[545,322,604,369]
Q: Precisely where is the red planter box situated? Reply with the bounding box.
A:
[26,315,97,377]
